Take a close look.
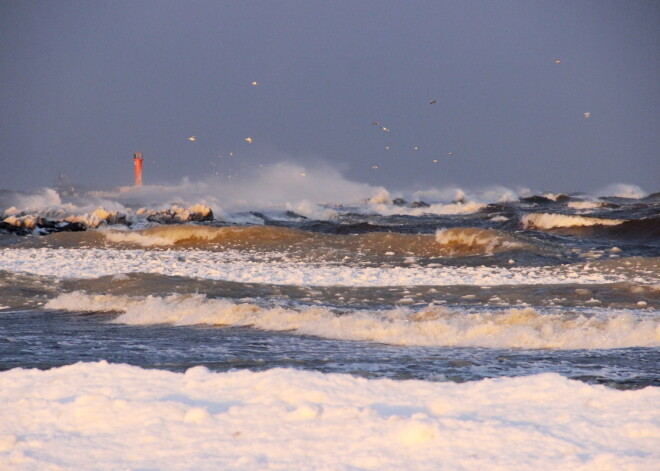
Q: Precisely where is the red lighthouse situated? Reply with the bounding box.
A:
[133,152,143,186]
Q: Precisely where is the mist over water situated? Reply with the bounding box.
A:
[2,161,654,221]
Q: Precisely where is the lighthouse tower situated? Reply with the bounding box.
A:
[133,152,143,187]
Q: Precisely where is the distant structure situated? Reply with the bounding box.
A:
[133,152,143,186]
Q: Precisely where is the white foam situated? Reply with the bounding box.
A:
[2,248,652,286]
[0,363,657,470]
[522,213,625,230]
[567,201,603,210]
[2,188,135,226]
[368,200,486,217]
[410,185,520,204]
[45,292,660,349]
[542,192,563,201]
[367,186,393,204]
[365,187,487,216]
[284,199,338,220]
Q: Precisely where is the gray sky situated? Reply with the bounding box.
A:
[1,0,658,194]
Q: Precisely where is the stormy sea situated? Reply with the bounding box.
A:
[0,173,658,470]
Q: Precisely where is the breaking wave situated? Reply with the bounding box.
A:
[45,292,660,350]
[368,201,486,217]
[102,225,314,249]
[100,225,535,257]
[566,201,604,210]
[521,214,660,244]
[435,228,526,256]
[522,213,625,230]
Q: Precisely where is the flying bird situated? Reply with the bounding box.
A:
[188,136,196,141]
[584,112,590,119]
[245,137,253,143]
[251,81,258,86]
[429,99,437,104]
[381,126,390,133]
[372,121,380,126]
[413,146,420,151]
[555,59,561,64]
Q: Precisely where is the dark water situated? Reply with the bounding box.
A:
[1,308,658,390]
[0,189,658,389]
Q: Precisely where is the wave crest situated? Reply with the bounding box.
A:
[102,225,312,248]
[45,292,660,349]
[435,228,526,256]
[100,225,535,258]
[522,213,625,230]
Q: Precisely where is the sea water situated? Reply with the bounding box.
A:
[0,181,658,469]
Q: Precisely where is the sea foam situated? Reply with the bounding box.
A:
[0,363,657,470]
[2,248,652,286]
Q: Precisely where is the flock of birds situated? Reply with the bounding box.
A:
[185,61,591,177]
[185,81,462,177]
[368,102,457,168]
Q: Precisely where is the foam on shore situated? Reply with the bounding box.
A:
[0,363,657,470]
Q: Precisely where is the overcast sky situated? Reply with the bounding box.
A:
[1,0,658,194]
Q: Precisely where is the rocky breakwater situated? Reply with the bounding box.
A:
[1,204,214,236]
